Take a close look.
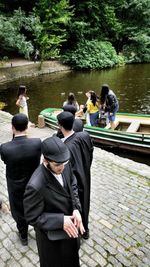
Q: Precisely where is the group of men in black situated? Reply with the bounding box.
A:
[0,107,93,267]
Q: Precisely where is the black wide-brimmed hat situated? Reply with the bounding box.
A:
[42,136,70,163]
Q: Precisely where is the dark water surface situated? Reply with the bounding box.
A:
[0,63,150,164]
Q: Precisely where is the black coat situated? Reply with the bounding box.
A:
[64,131,93,231]
[73,118,83,132]
[24,163,81,267]
[0,136,41,226]
[105,91,119,113]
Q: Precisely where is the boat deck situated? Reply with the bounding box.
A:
[115,114,150,134]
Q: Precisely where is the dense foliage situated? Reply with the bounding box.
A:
[33,0,73,60]
[0,9,39,59]
[63,40,124,69]
[0,0,150,68]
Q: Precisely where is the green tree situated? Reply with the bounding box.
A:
[116,0,150,62]
[0,8,39,58]
[65,0,150,65]
[1,0,150,66]
[33,0,73,60]
[66,1,121,46]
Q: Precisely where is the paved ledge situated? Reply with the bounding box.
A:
[94,148,150,180]
[0,111,150,267]
[0,60,71,83]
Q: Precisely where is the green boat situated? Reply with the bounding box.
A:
[40,108,150,155]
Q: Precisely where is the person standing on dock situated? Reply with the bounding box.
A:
[57,111,93,239]
[16,85,29,118]
[0,113,41,246]
[24,136,84,267]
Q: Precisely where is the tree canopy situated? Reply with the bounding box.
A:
[0,0,150,68]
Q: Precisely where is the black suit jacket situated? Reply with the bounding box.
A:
[24,163,81,237]
[24,163,81,266]
[64,131,93,230]
[0,136,41,221]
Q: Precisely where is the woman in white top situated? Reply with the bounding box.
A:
[16,85,29,117]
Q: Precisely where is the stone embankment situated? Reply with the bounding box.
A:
[0,59,71,83]
[0,111,150,267]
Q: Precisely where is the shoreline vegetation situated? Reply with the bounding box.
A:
[0,59,71,84]
[0,2,150,72]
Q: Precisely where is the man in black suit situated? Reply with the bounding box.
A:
[57,111,93,240]
[0,113,41,245]
[24,136,84,267]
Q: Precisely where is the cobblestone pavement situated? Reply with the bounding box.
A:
[0,111,150,267]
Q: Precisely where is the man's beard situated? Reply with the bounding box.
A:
[47,162,53,172]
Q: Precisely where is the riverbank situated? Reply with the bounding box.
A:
[0,59,71,83]
[0,110,150,266]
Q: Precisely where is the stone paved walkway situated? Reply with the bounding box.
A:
[0,111,150,267]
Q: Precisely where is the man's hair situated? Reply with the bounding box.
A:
[63,104,77,115]
[12,113,28,131]
[57,111,74,131]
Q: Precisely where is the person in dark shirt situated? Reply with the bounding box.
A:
[100,84,119,129]
[57,111,93,239]
[24,136,84,267]
[0,113,41,245]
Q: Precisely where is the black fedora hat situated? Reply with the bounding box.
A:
[42,136,70,163]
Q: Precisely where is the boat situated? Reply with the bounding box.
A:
[40,108,150,155]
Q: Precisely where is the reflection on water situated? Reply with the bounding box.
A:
[0,63,150,122]
[0,63,150,165]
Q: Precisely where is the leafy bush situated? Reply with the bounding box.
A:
[0,9,35,59]
[62,40,124,69]
[123,33,150,63]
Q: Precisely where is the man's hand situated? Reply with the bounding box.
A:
[72,210,85,235]
[63,215,79,238]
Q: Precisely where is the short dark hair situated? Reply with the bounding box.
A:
[57,111,74,131]
[12,113,28,131]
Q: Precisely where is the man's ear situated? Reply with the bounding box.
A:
[59,124,63,131]
[12,125,15,133]
[43,157,48,164]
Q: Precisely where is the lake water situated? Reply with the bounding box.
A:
[0,63,150,164]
